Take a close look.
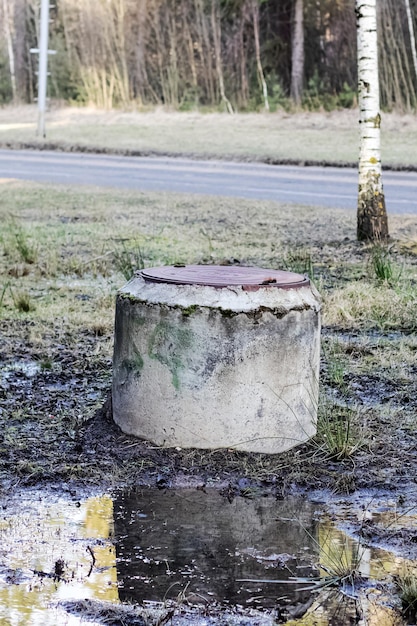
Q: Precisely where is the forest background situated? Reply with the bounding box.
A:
[1,0,417,114]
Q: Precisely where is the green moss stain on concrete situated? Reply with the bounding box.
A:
[119,293,147,304]
[117,347,144,384]
[131,350,144,372]
[219,308,239,318]
[148,322,193,390]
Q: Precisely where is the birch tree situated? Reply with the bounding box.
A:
[356,0,388,241]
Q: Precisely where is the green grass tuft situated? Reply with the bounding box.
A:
[112,240,145,281]
[316,402,364,460]
[369,243,400,284]
[14,226,38,264]
[396,566,417,623]
[14,290,34,313]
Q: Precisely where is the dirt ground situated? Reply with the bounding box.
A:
[2,243,417,563]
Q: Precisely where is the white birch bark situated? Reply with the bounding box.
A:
[356,0,388,241]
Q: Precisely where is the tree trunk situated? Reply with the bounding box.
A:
[404,0,417,83]
[2,0,17,101]
[356,0,388,241]
[13,0,27,101]
[252,0,269,111]
[211,0,234,114]
[290,0,304,106]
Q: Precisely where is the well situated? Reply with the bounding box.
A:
[112,265,321,454]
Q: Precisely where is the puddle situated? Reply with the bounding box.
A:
[0,360,42,381]
[0,488,415,625]
[114,489,317,608]
[0,493,117,625]
[328,497,417,567]
[0,358,108,416]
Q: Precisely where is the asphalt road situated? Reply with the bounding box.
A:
[1,149,416,214]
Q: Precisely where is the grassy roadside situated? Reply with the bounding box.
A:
[1,105,417,168]
[1,180,417,495]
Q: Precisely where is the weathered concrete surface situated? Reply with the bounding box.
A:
[112,275,321,453]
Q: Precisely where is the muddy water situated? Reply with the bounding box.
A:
[0,487,414,625]
[114,489,317,608]
[0,492,117,625]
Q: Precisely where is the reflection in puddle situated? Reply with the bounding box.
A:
[1,360,42,381]
[0,494,117,625]
[0,488,415,625]
[114,489,317,609]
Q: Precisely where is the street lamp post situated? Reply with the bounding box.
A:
[37,0,50,137]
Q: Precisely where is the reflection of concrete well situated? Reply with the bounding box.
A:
[112,265,321,453]
[114,488,318,607]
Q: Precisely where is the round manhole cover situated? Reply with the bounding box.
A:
[140,265,309,289]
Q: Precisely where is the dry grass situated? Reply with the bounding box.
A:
[0,180,352,330]
[323,281,417,331]
[1,105,417,167]
[1,179,417,342]
[396,566,417,623]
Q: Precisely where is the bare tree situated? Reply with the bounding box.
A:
[356,0,388,241]
[251,0,269,111]
[404,0,417,82]
[211,0,234,113]
[3,0,414,114]
[290,0,304,106]
[2,0,17,101]
[379,0,416,111]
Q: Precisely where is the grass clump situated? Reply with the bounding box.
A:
[112,240,145,281]
[327,359,345,389]
[316,402,364,460]
[0,281,12,309]
[322,340,348,391]
[1,221,38,265]
[369,243,402,284]
[324,280,417,331]
[317,523,366,592]
[396,566,417,623]
[14,290,34,313]
[0,282,35,313]
[14,226,38,264]
[283,246,314,280]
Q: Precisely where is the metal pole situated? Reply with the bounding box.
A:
[37,0,50,137]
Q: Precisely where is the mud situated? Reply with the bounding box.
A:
[1,317,417,623]
[1,320,417,517]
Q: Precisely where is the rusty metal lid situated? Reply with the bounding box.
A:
[140,265,309,290]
